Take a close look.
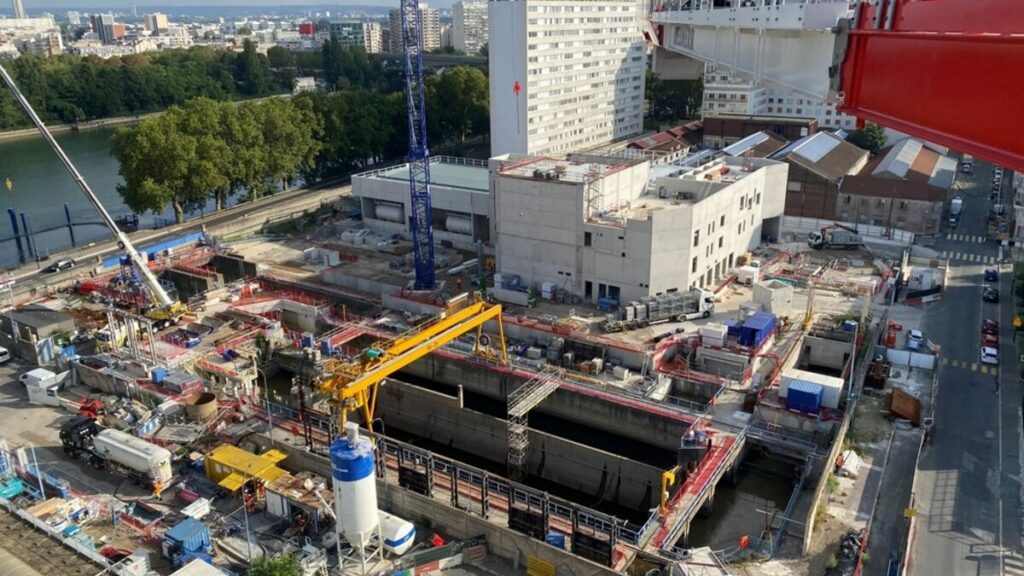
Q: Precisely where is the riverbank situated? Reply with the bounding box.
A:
[0,93,293,143]
[0,113,157,143]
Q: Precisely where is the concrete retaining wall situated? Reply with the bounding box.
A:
[377,382,661,511]
[405,355,688,451]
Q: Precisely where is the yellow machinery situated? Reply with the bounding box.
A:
[319,294,508,433]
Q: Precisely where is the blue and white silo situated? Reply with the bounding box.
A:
[330,422,380,556]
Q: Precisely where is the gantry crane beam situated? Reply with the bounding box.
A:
[320,298,507,432]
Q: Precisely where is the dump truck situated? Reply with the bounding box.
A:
[60,416,173,489]
[601,288,715,332]
[807,223,864,250]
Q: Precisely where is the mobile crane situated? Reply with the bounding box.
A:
[318,294,508,434]
[0,63,188,328]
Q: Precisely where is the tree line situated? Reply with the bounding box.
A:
[0,40,284,130]
[111,62,489,224]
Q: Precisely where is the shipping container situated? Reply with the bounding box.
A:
[779,368,845,409]
[786,381,823,413]
[163,518,212,559]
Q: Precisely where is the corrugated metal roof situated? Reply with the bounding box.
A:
[206,445,289,491]
[788,380,824,395]
[722,132,769,156]
[873,138,922,179]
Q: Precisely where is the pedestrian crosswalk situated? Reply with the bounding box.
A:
[941,357,998,374]
[946,233,987,243]
[1004,551,1024,576]
[940,251,997,264]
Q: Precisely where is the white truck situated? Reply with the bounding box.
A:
[61,417,173,488]
[601,288,715,332]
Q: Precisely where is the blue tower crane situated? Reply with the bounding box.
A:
[399,0,435,290]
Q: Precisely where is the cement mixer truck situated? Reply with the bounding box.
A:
[60,416,173,489]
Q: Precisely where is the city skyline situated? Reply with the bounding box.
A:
[7,1,460,11]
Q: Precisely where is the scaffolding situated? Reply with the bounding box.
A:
[506,367,563,481]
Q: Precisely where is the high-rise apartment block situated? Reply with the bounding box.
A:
[144,13,169,35]
[489,0,646,157]
[67,11,81,27]
[11,0,24,20]
[453,1,488,55]
[389,4,440,54]
[92,14,117,45]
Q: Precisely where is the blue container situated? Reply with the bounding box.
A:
[301,333,315,348]
[151,367,167,384]
[787,381,823,414]
[321,340,335,355]
[546,532,566,549]
[164,518,212,555]
[842,320,859,333]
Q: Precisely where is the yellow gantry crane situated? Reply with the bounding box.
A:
[319,294,508,433]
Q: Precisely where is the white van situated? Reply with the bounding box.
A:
[0,346,10,364]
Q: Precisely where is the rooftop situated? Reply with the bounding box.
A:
[357,156,489,194]
[496,155,639,184]
[869,138,958,190]
[722,130,788,158]
[771,131,869,180]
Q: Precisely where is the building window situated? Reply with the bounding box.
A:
[899,201,908,210]
[720,215,725,226]
[584,231,592,246]
[844,195,852,205]
[718,237,724,248]
[692,256,698,273]
[693,231,700,246]
[756,192,761,205]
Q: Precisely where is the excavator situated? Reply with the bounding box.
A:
[0,64,188,332]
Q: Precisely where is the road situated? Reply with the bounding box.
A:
[910,160,1024,575]
[2,178,352,298]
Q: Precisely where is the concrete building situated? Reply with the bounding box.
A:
[491,153,788,303]
[452,0,488,55]
[768,132,870,220]
[144,13,169,35]
[20,32,63,57]
[836,138,958,235]
[352,157,492,251]
[722,131,788,160]
[67,11,81,27]
[364,22,383,53]
[489,0,646,157]
[92,14,117,44]
[0,305,76,366]
[11,0,24,20]
[389,4,441,54]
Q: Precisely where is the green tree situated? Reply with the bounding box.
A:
[479,43,488,58]
[646,69,702,122]
[252,97,321,196]
[234,39,273,96]
[111,108,226,223]
[266,46,295,69]
[429,66,488,143]
[846,123,887,155]
[247,555,300,576]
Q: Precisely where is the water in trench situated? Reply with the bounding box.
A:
[680,450,801,550]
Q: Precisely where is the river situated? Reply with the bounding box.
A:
[0,128,246,271]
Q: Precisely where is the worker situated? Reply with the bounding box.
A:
[152,481,163,499]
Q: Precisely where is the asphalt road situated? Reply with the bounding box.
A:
[910,160,1024,575]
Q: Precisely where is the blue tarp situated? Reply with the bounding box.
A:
[101,231,205,269]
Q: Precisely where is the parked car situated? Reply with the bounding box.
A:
[906,329,924,351]
[982,333,999,348]
[984,268,999,282]
[982,319,1000,335]
[983,287,1000,303]
[44,258,75,273]
[980,346,999,365]
[0,346,9,364]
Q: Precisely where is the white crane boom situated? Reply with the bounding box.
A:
[0,62,174,307]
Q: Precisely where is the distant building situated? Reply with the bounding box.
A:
[389,3,440,54]
[292,76,317,94]
[702,114,817,150]
[112,23,126,41]
[11,0,25,20]
[20,32,63,57]
[721,131,788,160]
[67,11,81,27]
[144,13,169,35]
[491,153,788,302]
[768,131,870,220]
[836,138,958,235]
[489,0,646,157]
[92,14,117,44]
[298,22,316,36]
[322,20,384,53]
[452,0,488,55]
[439,23,452,49]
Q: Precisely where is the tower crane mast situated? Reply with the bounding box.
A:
[399,0,436,290]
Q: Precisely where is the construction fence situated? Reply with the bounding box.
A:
[782,216,916,245]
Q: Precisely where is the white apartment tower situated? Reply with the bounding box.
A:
[12,0,25,19]
[489,0,646,157]
[453,1,488,55]
[389,3,441,54]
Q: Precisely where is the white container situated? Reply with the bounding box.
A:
[779,368,845,409]
[701,336,724,348]
[737,265,761,285]
[378,511,415,556]
[526,347,543,360]
[699,323,728,341]
[93,429,173,484]
[265,489,290,518]
[612,366,631,380]
[181,497,212,520]
[330,423,379,550]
